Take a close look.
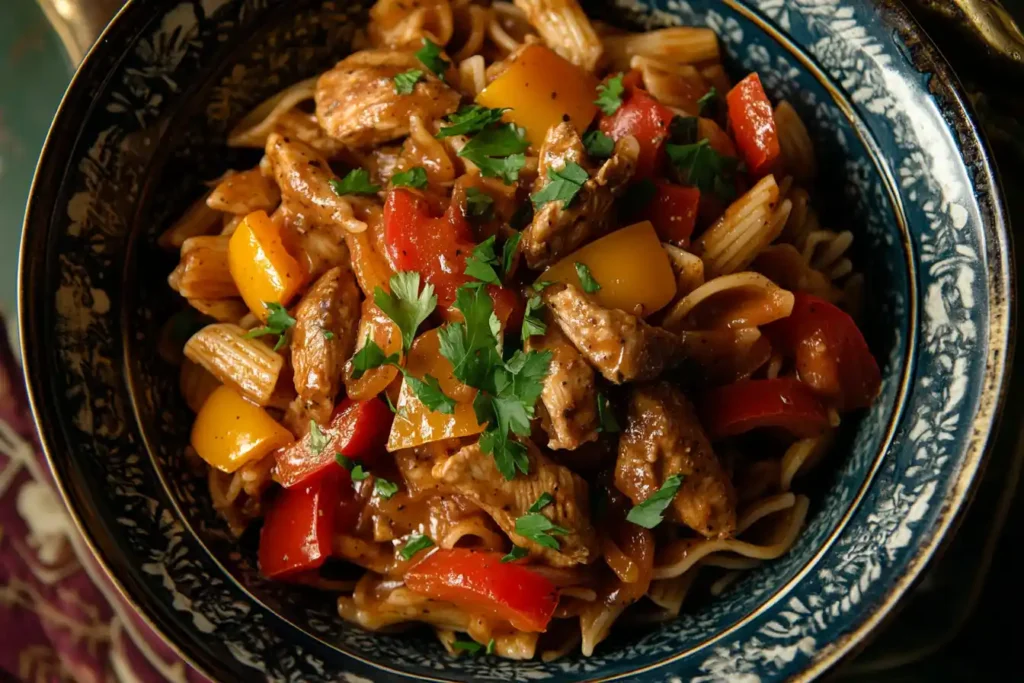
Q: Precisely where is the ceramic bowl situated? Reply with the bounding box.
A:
[18,0,1013,681]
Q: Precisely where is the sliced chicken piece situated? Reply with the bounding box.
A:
[315,49,460,149]
[207,167,280,215]
[432,441,600,567]
[616,383,736,538]
[521,123,638,269]
[544,284,683,384]
[290,266,362,425]
[526,323,599,451]
[265,132,366,233]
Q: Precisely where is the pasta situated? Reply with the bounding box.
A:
[164,0,883,661]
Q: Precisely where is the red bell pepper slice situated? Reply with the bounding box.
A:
[599,71,676,180]
[259,469,339,579]
[383,188,521,327]
[640,181,701,247]
[273,397,392,489]
[726,73,780,176]
[764,294,881,410]
[404,549,558,632]
[699,378,831,440]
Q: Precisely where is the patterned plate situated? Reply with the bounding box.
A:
[17,1,1013,681]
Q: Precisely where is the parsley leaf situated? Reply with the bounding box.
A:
[459,124,529,185]
[531,162,588,210]
[574,262,601,293]
[393,68,424,94]
[464,236,501,286]
[666,138,740,200]
[501,545,528,563]
[321,327,335,340]
[453,640,482,655]
[384,392,398,414]
[438,286,503,388]
[329,169,381,196]
[404,373,458,415]
[399,533,435,561]
[308,420,329,455]
[350,336,401,380]
[521,294,546,345]
[244,302,296,351]
[374,272,437,352]
[626,474,684,529]
[375,478,399,499]
[486,639,495,655]
[697,86,718,117]
[335,453,369,482]
[415,38,449,80]
[392,166,429,189]
[502,233,521,279]
[465,187,495,221]
[583,130,615,159]
[670,115,699,145]
[351,464,369,481]
[595,73,626,115]
[514,512,569,550]
[528,492,554,513]
[597,392,620,433]
[437,105,509,139]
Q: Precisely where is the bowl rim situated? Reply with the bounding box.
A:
[17,0,1015,680]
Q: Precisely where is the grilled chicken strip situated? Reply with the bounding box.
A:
[521,123,638,269]
[432,441,600,567]
[265,132,366,233]
[290,266,361,425]
[616,383,736,538]
[207,167,280,215]
[315,49,460,149]
[526,323,599,451]
[543,284,683,384]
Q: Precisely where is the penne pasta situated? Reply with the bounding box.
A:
[168,235,239,299]
[514,0,603,71]
[604,27,719,71]
[183,323,284,407]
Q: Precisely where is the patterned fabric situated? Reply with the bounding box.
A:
[0,314,209,683]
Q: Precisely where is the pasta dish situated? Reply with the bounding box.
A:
[163,0,882,660]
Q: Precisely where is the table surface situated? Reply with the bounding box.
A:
[2,1,1022,681]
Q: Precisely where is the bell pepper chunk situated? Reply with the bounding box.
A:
[599,73,676,180]
[345,301,403,401]
[540,221,677,316]
[191,385,294,473]
[726,73,781,176]
[259,469,338,579]
[476,44,599,148]
[699,378,831,440]
[228,210,308,319]
[404,549,558,632]
[640,181,701,247]
[387,329,484,452]
[274,396,393,489]
[764,293,881,410]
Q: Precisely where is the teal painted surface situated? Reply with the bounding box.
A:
[0,0,72,346]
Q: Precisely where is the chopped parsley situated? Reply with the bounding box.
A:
[465,187,495,221]
[334,453,368,482]
[373,272,437,352]
[514,494,569,550]
[350,336,400,380]
[574,262,601,293]
[501,545,529,563]
[666,138,741,200]
[464,236,502,286]
[487,639,496,655]
[415,38,449,80]
[437,105,509,139]
[458,124,529,185]
[531,162,589,210]
[393,68,424,95]
[521,293,546,345]
[626,474,684,529]
[321,327,335,340]
[502,233,521,279]
[351,337,457,414]
[399,532,435,561]
[697,86,718,117]
[384,392,398,414]
[329,169,381,196]
[244,302,296,351]
[308,420,330,455]
[391,166,429,190]
[595,73,626,115]
[596,392,620,433]
[583,130,615,159]
[374,477,399,499]
[453,640,483,655]
[528,492,555,513]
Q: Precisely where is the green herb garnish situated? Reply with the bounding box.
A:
[244,302,296,351]
[531,162,588,210]
[583,130,615,159]
[459,124,529,185]
[521,294,547,345]
[373,272,437,352]
[391,166,429,190]
[697,86,718,117]
[626,474,684,529]
[465,187,495,221]
[308,420,330,455]
[330,169,381,196]
[393,69,424,95]
[375,478,399,499]
[399,533,435,561]
[666,138,740,200]
[574,262,601,293]
[464,236,502,286]
[453,640,483,655]
[501,545,529,563]
[321,327,335,340]
[596,392,619,433]
[670,115,699,145]
[437,105,510,139]
[595,73,626,115]
[415,38,449,80]
[514,495,570,550]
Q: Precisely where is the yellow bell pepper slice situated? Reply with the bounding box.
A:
[344,301,403,401]
[387,329,484,452]
[191,385,294,473]
[476,44,599,148]
[228,210,307,320]
[540,221,678,316]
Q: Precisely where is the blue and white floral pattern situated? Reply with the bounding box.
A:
[18,0,1010,681]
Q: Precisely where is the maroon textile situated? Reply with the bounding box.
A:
[0,316,210,683]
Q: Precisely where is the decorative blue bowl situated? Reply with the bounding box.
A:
[18,0,1013,681]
